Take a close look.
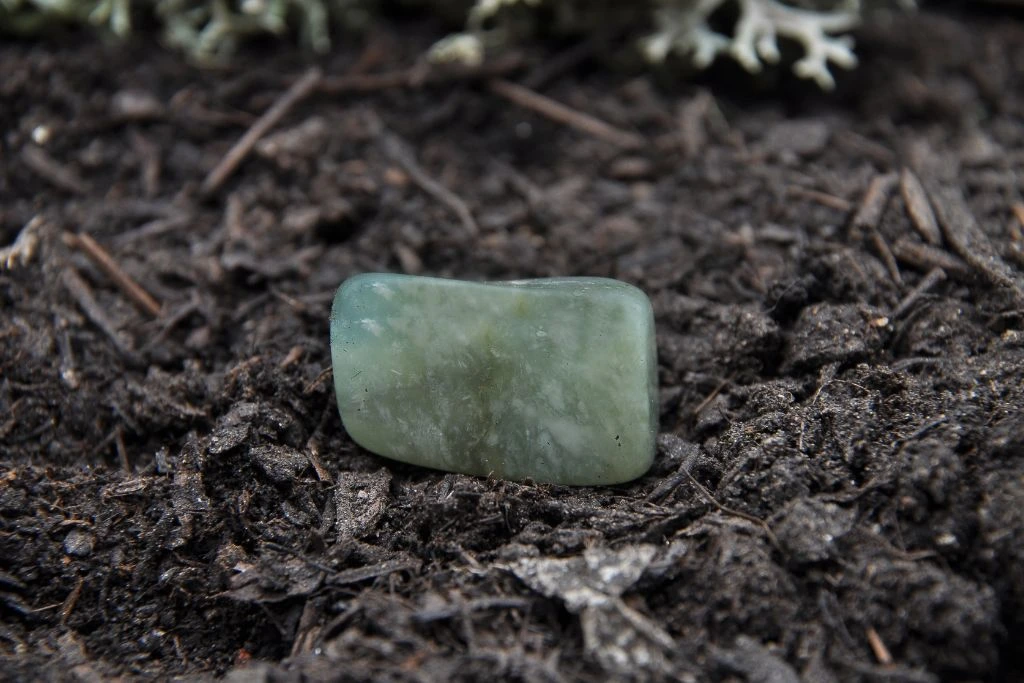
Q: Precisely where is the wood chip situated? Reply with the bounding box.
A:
[851,173,899,233]
[892,238,973,280]
[899,168,942,245]
[930,184,1024,305]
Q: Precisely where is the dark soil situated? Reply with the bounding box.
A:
[2,7,1024,682]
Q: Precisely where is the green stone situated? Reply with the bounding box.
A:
[329,274,658,486]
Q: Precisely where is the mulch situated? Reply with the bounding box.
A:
[1,6,1023,681]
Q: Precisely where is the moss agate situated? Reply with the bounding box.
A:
[330,274,658,485]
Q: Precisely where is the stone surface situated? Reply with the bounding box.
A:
[330,274,658,485]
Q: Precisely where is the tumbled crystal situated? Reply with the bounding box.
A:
[330,274,658,485]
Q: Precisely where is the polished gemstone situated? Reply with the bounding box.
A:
[330,274,658,485]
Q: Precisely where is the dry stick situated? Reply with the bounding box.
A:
[890,267,946,319]
[866,627,894,666]
[1012,203,1024,233]
[55,315,80,390]
[64,232,163,317]
[201,67,322,197]
[139,297,201,355]
[690,376,731,419]
[381,132,479,236]
[115,425,132,474]
[899,168,942,245]
[129,130,162,198]
[891,238,973,280]
[521,38,598,90]
[304,405,335,484]
[930,184,1024,305]
[304,366,333,395]
[61,267,143,365]
[834,130,896,168]
[316,54,523,94]
[1009,203,1024,268]
[870,229,902,285]
[111,215,191,249]
[488,78,646,150]
[680,467,779,548]
[20,145,89,194]
[786,185,852,212]
[60,577,85,625]
[850,172,899,234]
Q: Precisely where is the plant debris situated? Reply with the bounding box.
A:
[1,6,1023,682]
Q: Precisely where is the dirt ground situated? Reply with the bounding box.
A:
[2,5,1024,682]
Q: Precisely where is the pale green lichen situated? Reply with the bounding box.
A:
[0,0,910,87]
[641,0,863,90]
[431,0,892,90]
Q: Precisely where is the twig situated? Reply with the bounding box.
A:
[521,39,598,90]
[61,267,143,365]
[55,314,80,390]
[413,596,531,623]
[870,229,902,285]
[201,67,322,196]
[317,54,523,95]
[20,145,89,194]
[833,130,896,168]
[690,376,731,418]
[786,185,852,212]
[115,424,132,474]
[890,268,946,319]
[303,366,333,395]
[1012,203,1024,233]
[381,132,479,236]
[64,232,162,317]
[279,345,305,369]
[139,296,201,354]
[891,238,973,280]
[851,172,898,234]
[899,169,941,245]
[866,627,894,665]
[680,467,779,548]
[326,558,421,587]
[798,362,839,454]
[303,405,334,484]
[111,214,192,248]
[129,130,162,198]
[60,577,85,625]
[488,78,645,150]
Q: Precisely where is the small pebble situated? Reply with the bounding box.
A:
[331,274,658,485]
[63,529,95,557]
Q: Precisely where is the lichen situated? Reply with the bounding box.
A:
[0,0,908,87]
[641,0,863,90]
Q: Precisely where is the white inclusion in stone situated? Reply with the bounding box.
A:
[360,319,384,336]
[536,328,547,338]
[545,416,586,453]
[543,380,566,412]
[371,282,394,300]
